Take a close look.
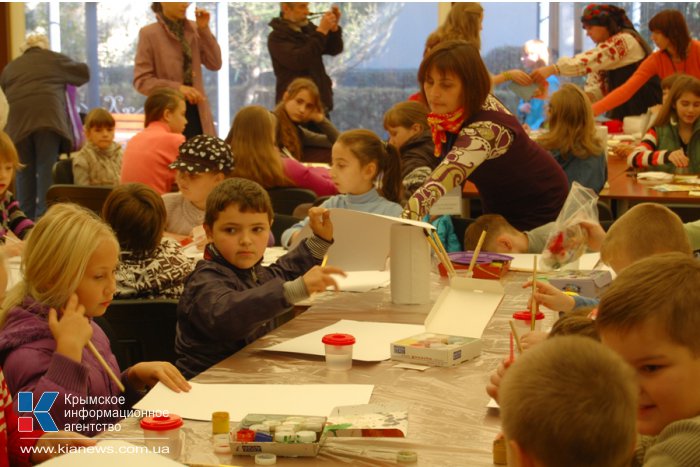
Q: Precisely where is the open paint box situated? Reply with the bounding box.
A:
[438,251,513,280]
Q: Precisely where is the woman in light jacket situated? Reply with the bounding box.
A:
[134,2,222,138]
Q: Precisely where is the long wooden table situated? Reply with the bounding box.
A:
[463,156,700,218]
[105,273,555,466]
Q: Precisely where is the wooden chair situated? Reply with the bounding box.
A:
[98,299,179,369]
[267,187,317,215]
[46,185,113,214]
[52,159,74,184]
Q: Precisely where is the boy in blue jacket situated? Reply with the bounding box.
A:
[175,178,343,378]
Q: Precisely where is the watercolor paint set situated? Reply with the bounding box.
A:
[230,413,327,457]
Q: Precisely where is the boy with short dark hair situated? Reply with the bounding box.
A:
[597,252,700,465]
[71,107,122,186]
[499,335,637,467]
[175,177,343,378]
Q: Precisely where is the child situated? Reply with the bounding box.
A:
[530,203,691,313]
[103,183,196,299]
[499,336,637,467]
[597,253,700,464]
[382,101,437,203]
[71,108,122,186]
[535,84,607,193]
[226,105,337,196]
[281,129,403,248]
[0,203,190,436]
[0,131,32,257]
[121,87,186,194]
[0,248,98,465]
[517,39,558,131]
[274,78,339,161]
[464,213,605,255]
[628,74,700,173]
[163,134,234,238]
[175,178,344,378]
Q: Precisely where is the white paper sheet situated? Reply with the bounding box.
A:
[134,382,374,422]
[265,319,425,361]
[329,270,390,292]
[291,209,434,271]
[578,252,601,270]
[40,440,185,466]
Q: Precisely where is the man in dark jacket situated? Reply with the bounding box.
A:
[268,2,343,112]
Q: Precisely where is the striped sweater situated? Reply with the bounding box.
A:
[0,191,32,242]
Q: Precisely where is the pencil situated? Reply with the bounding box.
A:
[431,231,456,275]
[467,229,487,274]
[321,254,328,268]
[530,256,537,331]
[87,341,126,393]
[508,320,523,354]
[509,331,514,362]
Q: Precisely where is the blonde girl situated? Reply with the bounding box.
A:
[281,129,403,247]
[121,87,187,194]
[383,101,437,202]
[628,75,700,174]
[0,203,190,436]
[274,78,339,161]
[0,131,32,256]
[226,105,337,196]
[536,84,607,193]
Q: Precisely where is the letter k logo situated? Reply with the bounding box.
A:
[17,392,59,432]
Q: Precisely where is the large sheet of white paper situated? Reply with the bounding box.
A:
[265,319,425,361]
[425,277,504,338]
[329,270,390,292]
[291,209,434,271]
[134,382,374,422]
[41,440,185,466]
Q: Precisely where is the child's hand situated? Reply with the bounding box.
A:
[49,294,92,363]
[128,362,191,393]
[309,109,326,123]
[308,207,333,242]
[612,144,633,160]
[32,431,97,464]
[518,102,531,114]
[2,238,23,257]
[303,265,346,294]
[579,220,606,252]
[669,149,690,168]
[520,330,549,350]
[486,357,513,404]
[523,280,575,312]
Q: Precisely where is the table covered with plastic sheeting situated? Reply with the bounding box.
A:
[102,272,557,466]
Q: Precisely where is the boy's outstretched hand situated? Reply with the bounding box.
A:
[523,280,575,313]
[303,265,346,294]
[308,207,333,242]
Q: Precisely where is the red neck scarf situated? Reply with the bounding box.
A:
[427,108,466,157]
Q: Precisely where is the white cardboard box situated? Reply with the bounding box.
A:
[390,277,504,367]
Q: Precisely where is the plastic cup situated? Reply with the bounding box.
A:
[140,414,183,459]
[321,333,355,371]
[512,310,545,334]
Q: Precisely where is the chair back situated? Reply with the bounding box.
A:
[46,185,113,214]
[101,299,178,369]
[267,187,317,215]
[271,213,301,246]
[52,159,74,184]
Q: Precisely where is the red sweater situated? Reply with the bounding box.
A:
[593,40,700,115]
